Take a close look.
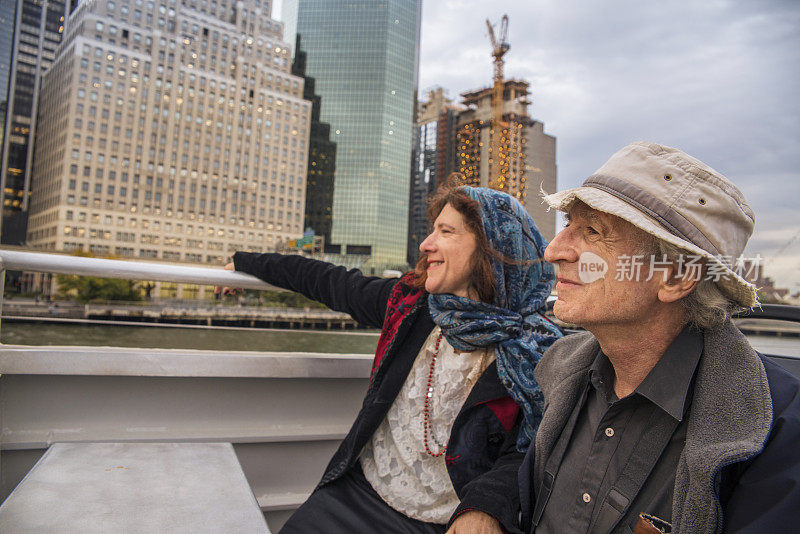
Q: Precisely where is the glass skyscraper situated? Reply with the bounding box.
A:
[0,0,16,122]
[282,0,421,271]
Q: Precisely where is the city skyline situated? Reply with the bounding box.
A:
[2,0,796,291]
[408,0,799,290]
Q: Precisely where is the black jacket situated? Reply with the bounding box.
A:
[519,325,800,534]
[233,252,525,530]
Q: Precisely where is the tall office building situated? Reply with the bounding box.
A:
[26,0,310,264]
[407,87,457,265]
[524,119,556,241]
[282,0,422,272]
[0,0,15,144]
[0,0,75,244]
[291,34,335,246]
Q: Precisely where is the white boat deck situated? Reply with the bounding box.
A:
[0,345,372,531]
[0,442,269,533]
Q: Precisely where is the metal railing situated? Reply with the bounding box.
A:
[0,249,273,289]
[0,249,278,330]
[3,248,798,339]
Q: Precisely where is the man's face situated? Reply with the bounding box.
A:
[544,204,663,329]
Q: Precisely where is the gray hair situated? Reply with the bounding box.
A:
[640,237,740,331]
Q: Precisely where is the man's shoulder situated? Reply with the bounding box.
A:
[704,321,799,417]
[761,355,800,418]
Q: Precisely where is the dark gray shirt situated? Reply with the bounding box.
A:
[536,326,703,533]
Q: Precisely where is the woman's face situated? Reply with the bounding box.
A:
[419,203,479,298]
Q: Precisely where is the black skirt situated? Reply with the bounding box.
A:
[279,464,448,534]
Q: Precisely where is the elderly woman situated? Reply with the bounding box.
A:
[220,184,562,533]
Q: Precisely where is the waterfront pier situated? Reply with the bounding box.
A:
[3,299,363,330]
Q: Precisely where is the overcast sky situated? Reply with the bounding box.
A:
[417,0,800,291]
[278,1,800,291]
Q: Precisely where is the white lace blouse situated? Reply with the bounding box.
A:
[360,326,495,524]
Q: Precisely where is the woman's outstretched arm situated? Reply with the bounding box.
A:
[227,252,399,329]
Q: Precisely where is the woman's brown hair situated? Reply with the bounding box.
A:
[412,174,497,303]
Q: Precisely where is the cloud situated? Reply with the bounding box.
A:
[419,0,800,288]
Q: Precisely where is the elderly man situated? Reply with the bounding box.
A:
[448,141,800,533]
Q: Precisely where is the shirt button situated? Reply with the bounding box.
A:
[605,427,615,437]
[582,492,591,503]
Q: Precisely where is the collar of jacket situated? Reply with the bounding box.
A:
[371,273,426,377]
[462,359,510,411]
[366,295,428,401]
[532,320,772,534]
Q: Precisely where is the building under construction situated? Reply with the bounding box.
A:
[454,80,557,240]
[407,16,556,265]
[407,81,557,263]
[456,80,531,200]
[455,14,556,239]
[407,15,557,262]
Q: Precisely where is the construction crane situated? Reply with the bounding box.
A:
[486,15,509,190]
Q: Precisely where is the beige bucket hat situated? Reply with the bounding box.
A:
[543,141,758,307]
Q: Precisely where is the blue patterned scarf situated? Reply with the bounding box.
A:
[428,187,562,451]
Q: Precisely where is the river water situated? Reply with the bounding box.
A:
[0,321,380,354]
[1,320,797,357]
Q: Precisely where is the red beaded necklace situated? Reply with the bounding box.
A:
[423,331,447,457]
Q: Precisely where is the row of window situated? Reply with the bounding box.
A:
[60,240,240,265]
[62,192,302,224]
[61,209,298,239]
[65,164,301,197]
[67,143,305,187]
[62,225,268,249]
